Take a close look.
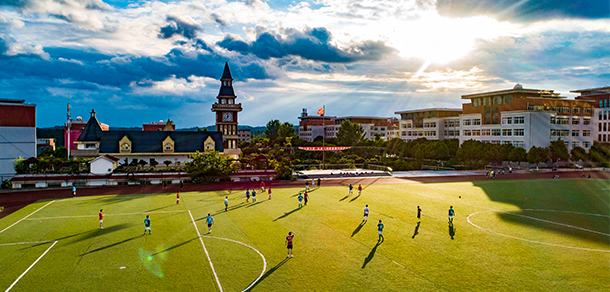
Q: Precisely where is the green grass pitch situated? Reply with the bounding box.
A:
[0,178,609,291]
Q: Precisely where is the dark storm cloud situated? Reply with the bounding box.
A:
[159,16,202,39]
[216,27,395,63]
[436,0,610,22]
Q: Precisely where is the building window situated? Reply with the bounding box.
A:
[572,142,579,148]
[485,107,491,117]
[561,107,570,113]
[492,107,499,116]
[492,129,501,136]
[121,143,130,151]
[583,119,591,125]
[583,141,591,148]
[513,116,525,124]
[572,130,579,137]
[572,118,580,125]
[503,95,513,104]
[221,99,226,104]
[473,119,481,125]
[572,107,580,114]
[513,141,524,148]
[501,117,512,125]
[502,129,512,136]
[463,119,471,126]
[583,130,591,137]
[513,129,524,136]
[491,140,501,144]
[493,96,502,105]
[584,107,592,114]
[165,144,172,151]
[482,129,491,136]
[463,130,472,136]
[492,117,498,124]
[472,130,481,136]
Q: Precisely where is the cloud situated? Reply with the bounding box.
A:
[159,15,202,39]
[1,0,113,30]
[0,34,49,59]
[217,27,396,63]
[436,0,610,22]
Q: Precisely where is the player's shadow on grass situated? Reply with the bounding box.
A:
[26,223,133,249]
[351,222,366,237]
[247,258,289,290]
[339,195,349,201]
[362,242,381,269]
[80,234,143,256]
[151,237,199,257]
[449,223,455,240]
[292,189,317,197]
[412,222,421,239]
[274,208,301,221]
[349,194,361,203]
[146,205,176,212]
[206,202,248,217]
[246,200,267,208]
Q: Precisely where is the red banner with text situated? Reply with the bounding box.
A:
[298,147,351,151]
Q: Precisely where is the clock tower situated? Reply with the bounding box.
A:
[212,62,242,157]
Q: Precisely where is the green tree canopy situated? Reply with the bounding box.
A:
[508,147,527,162]
[185,151,236,183]
[549,138,570,162]
[570,147,588,162]
[527,146,550,166]
[336,119,365,146]
[264,119,281,142]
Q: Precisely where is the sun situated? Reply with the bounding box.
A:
[387,13,517,65]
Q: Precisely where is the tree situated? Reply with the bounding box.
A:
[163,160,172,167]
[549,138,569,163]
[264,120,281,142]
[336,119,365,146]
[185,151,237,182]
[54,147,68,159]
[528,146,550,168]
[570,147,588,162]
[1,179,12,189]
[508,147,527,164]
[278,122,296,140]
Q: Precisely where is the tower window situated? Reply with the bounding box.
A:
[221,99,226,104]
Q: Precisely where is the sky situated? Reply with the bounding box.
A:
[1,0,609,128]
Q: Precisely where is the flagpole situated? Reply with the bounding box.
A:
[322,105,325,170]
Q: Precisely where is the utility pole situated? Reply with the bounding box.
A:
[67,103,71,158]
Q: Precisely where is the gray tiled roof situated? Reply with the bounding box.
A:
[76,114,103,141]
[99,131,224,153]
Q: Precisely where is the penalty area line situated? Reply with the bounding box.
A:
[0,241,55,247]
[188,210,223,292]
[0,201,55,235]
[5,240,58,292]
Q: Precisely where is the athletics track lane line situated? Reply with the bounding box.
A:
[188,210,223,292]
[4,241,58,292]
[0,201,55,235]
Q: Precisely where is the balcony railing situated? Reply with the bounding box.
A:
[212,103,242,109]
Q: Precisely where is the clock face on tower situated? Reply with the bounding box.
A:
[222,112,233,122]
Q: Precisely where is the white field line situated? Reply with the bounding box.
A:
[188,210,223,292]
[392,260,405,269]
[0,201,55,235]
[25,210,186,220]
[0,241,55,247]
[499,210,610,237]
[203,235,267,292]
[5,240,58,292]
[467,210,610,253]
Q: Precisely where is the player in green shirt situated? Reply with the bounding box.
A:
[377,220,384,242]
[298,193,304,208]
[144,215,151,235]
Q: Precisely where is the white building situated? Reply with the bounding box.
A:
[573,87,610,143]
[395,108,462,141]
[0,99,36,180]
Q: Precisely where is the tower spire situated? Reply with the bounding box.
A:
[221,62,233,80]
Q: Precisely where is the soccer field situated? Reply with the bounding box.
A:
[0,178,608,291]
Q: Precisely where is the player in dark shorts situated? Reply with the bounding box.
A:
[285,232,295,258]
[304,192,309,206]
[246,189,250,202]
[206,213,214,234]
[417,206,421,223]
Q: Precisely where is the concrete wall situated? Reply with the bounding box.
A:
[91,159,115,174]
[0,127,36,180]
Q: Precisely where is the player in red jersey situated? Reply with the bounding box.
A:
[176,192,180,205]
[285,231,295,258]
[260,181,265,192]
[99,209,105,229]
[268,188,272,199]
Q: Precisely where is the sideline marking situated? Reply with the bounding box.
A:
[188,210,223,292]
[0,241,55,247]
[25,210,185,220]
[392,260,405,269]
[5,240,58,292]
[0,201,55,234]
[467,210,610,252]
[501,210,610,237]
[202,236,267,292]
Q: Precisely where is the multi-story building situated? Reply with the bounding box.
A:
[394,108,462,141]
[573,87,610,143]
[0,99,36,179]
[36,138,56,155]
[333,116,399,140]
[298,109,336,142]
[237,129,251,143]
[459,84,594,150]
[65,116,109,155]
[143,119,175,131]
